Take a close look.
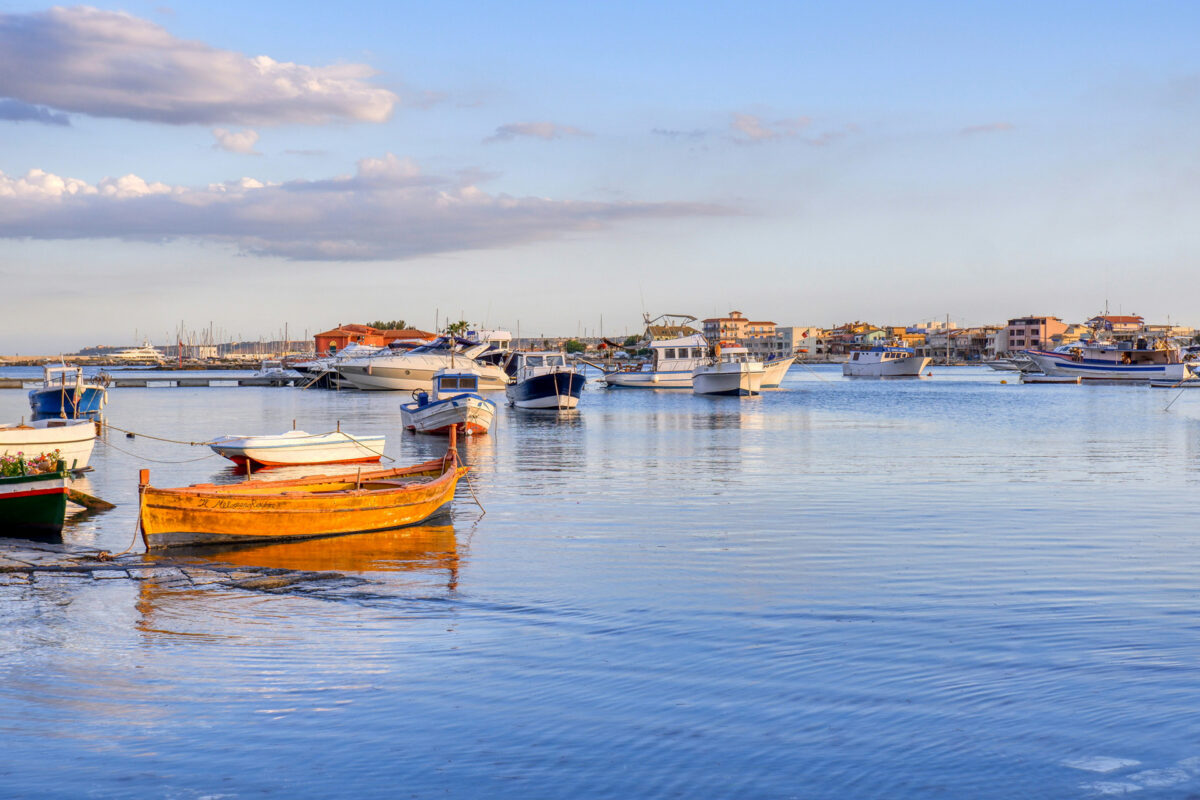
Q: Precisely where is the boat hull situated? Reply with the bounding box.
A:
[0,471,68,538]
[843,356,930,377]
[506,371,584,409]
[140,460,466,549]
[1024,351,1191,381]
[338,362,508,391]
[401,395,496,435]
[209,433,386,468]
[760,356,795,388]
[693,365,764,396]
[29,386,106,417]
[0,419,96,470]
[602,370,693,389]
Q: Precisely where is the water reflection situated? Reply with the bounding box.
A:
[134,524,463,636]
[162,524,459,577]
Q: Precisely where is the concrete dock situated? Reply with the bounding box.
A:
[1,377,298,389]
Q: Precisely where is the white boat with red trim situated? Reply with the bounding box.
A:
[209,429,386,469]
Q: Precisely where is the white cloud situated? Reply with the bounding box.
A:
[0,6,397,125]
[0,155,729,261]
[731,113,810,142]
[730,113,856,146]
[212,128,261,155]
[484,121,591,143]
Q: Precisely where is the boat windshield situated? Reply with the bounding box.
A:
[438,374,478,392]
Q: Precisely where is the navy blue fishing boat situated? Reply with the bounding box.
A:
[504,351,585,409]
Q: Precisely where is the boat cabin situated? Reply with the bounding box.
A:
[649,334,710,372]
[712,343,754,364]
[504,351,568,377]
[850,346,917,364]
[434,371,479,397]
[41,364,87,389]
[1058,339,1181,365]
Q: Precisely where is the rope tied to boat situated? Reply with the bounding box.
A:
[96,421,394,461]
[98,421,222,446]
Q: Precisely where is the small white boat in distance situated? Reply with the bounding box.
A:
[252,360,301,379]
[693,345,764,396]
[401,370,497,435]
[843,345,930,377]
[209,430,386,469]
[761,355,796,388]
[0,418,96,470]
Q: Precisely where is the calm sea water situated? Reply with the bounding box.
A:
[3,365,1200,798]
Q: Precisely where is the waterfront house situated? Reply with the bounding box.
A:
[314,324,436,354]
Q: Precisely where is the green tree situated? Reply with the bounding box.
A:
[564,339,586,353]
[445,320,470,338]
[365,319,408,330]
[622,335,639,348]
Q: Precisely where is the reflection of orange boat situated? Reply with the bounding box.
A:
[169,524,459,574]
[139,437,467,550]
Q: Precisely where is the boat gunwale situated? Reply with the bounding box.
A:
[146,458,453,496]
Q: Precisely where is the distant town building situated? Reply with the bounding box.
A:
[1086,314,1144,334]
[1005,316,1067,351]
[702,311,777,344]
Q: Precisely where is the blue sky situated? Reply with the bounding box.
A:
[2,1,1200,351]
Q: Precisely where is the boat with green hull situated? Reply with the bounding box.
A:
[0,467,69,538]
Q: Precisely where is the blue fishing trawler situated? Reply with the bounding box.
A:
[28,364,109,418]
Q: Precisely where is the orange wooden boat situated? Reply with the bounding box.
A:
[139,440,467,550]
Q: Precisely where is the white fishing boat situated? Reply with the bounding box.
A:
[843,345,930,377]
[504,351,585,409]
[0,418,96,470]
[401,370,497,435]
[208,429,386,469]
[760,355,796,388]
[692,344,764,396]
[1024,338,1191,382]
[338,337,509,391]
[601,333,710,388]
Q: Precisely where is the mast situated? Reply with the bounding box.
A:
[945,314,951,365]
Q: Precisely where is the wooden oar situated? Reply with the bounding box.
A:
[67,488,116,511]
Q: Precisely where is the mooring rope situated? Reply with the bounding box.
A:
[99,421,220,446]
[96,421,393,462]
[98,436,222,463]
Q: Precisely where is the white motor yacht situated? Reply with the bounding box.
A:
[337,337,509,391]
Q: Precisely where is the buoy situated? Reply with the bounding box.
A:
[1000,380,1007,384]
